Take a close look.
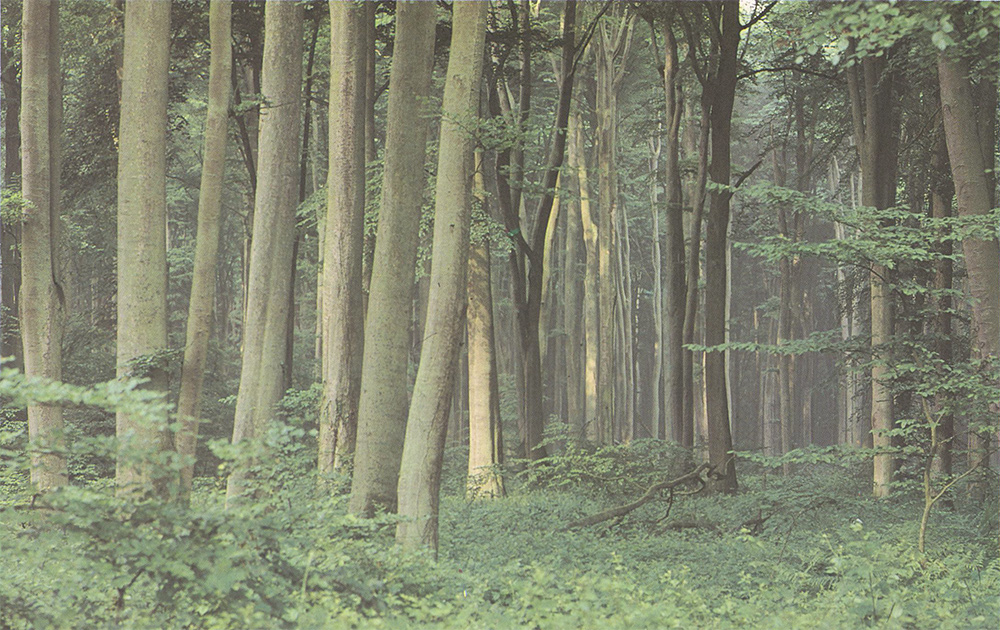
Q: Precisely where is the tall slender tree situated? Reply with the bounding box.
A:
[319,0,366,475]
[847,48,899,498]
[350,0,437,516]
[703,0,742,493]
[466,158,506,500]
[176,0,232,501]
[226,0,303,504]
[396,0,488,553]
[116,0,170,492]
[20,0,65,491]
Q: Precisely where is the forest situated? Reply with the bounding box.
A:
[1,0,998,627]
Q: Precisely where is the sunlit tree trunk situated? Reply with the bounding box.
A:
[318,0,366,476]
[350,0,436,516]
[594,12,635,444]
[563,157,585,440]
[397,0,487,554]
[226,0,303,504]
[116,0,170,493]
[176,0,231,501]
[682,98,710,451]
[570,112,599,441]
[20,0,66,491]
[467,159,505,498]
[647,137,663,439]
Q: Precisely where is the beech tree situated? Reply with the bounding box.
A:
[350,0,437,516]
[396,0,488,553]
[176,0,231,501]
[227,0,302,503]
[20,0,65,490]
[318,0,366,476]
[115,0,170,492]
[466,158,505,500]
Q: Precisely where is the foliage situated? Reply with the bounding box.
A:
[1,376,996,628]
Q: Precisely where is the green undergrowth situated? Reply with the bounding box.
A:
[1,376,997,629]
[2,448,996,629]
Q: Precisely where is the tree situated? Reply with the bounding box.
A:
[319,0,366,475]
[660,15,685,443]
[226,0,302,503]
[594,6,634,445]
[20,0,65,490]
[116,0,170,492]
[176,0,231,501]
[937,25,999,494]
[491,0,579,459]
[350,0,437,516]
[847,47,900,498]
[702,0,747,493]
[466,156,505,500]
[396,0,488,553]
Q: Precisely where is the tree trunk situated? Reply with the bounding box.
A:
[570,111,599,441]
[467,160,506,497]
[350,0,437,516]
[396,0,487,554]
[318,0,367,476]
[563,151,585,440]
[703,1,739,493]
[661,20,685,443]
[116,0,170,493]
[847,51,899,497]
[176,0,231,501]
[930,129,954,479]
[226,0,303,504]
[938,50,999,499]
[682,97,710,450]
[647,137,663,440]
[20,0,66,491]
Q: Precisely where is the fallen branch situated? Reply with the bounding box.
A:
[557,463,710,532]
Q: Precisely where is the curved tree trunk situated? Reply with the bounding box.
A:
[350,0,437,516]
[226,0,303,504]
[176,0,231,502]
[396,0,487,554]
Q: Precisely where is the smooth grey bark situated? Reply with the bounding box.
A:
[466,158,506,499]
[116,0,170,493]
[226,0,303,504]
[20,0,66,491]
[396,1,488,553]
[176,0,231,501]
[350,0,437,516]
[319,0,366,476]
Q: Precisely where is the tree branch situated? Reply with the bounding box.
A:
[557,463,710,531]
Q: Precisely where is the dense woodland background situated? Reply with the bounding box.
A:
[1,1,998,628]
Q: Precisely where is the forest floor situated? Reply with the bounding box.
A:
[2,441,998,629]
